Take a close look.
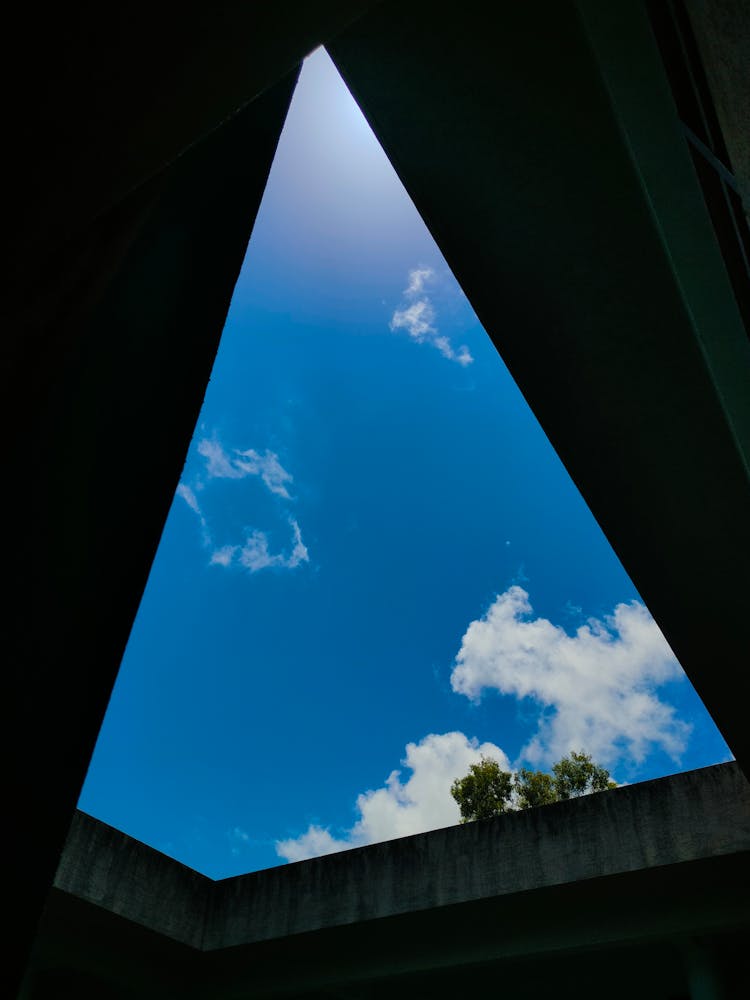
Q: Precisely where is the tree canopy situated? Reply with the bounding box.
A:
[450,756,514,823]
[450,751,616,822]
[551,750,617,800]
[514,768,557,809]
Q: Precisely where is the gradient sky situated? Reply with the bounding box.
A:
[79,49,731,878]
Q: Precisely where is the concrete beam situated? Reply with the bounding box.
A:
[54,813,210,950]
[686,0,750,216]
[47,763,750,949]
[23,764,749,997]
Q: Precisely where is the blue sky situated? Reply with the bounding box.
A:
[79,49,731,878]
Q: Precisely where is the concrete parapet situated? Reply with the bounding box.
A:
[53,762,749,951]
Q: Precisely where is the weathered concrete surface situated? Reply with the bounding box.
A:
[687,0,750,216]
[28,763,748,997]
[201,858,749,999]
[50,763,749,953]
[204,762,750,948]
[55,812,210,949]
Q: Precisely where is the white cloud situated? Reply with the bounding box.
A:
[176,482,211,546]
[176,483,203,518]
[433,334,473,366]
[209,545,236,567]
[454,344,474,366]
[451,586,690,767]
[212,518,309,574]
[197,439,293,498]
[228,826,250,856]
[287,518,309,566]
[405,267,434,296]
[391,299,437,341]
[276,825,350,864]
[389,268,473,366]
[237,531,282,573]
[178,435,309,573]
[234,448,293,498]
[275,732,509,862]
[197,438,241,479]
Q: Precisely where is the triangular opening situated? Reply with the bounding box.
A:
[79,48,730,878]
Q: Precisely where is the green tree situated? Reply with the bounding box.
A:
[551,750,617,800]
[514,768,557,809]
[451,750,617,821]
[450,756,513,822]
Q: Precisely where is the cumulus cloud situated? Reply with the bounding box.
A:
[451,586,690,767]
[275,731,509,862]
[197,439,293,498]
[276,825,350,863]
[389,267,473,366]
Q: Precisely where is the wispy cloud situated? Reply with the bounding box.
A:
[197,439,293,498]
[275,732,509,862]
[451,586,690,768]
[209,545,236,568]
[211,518,309,573]
[228,826,251,857]
[390,267,473,366]
[391,299,436,339]
[405,267,434,296]
[176,483,203,518]
[177,434,309,574]
[176,483,211,547]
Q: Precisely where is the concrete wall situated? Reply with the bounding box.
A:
[52,763,750,951]
[204,762,750,948]
[11,1,750,991]
[687,0,750,216]
[55,813,210,949]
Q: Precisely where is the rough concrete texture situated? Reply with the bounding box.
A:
[55,812,209,949]
[53,763,749,951]
[687,0,750,215]
[204,762,749,948]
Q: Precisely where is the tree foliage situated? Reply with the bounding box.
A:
[551,751,617,800]
[450,750,616,822]
[450,756,514,823]
[514,768,557,809]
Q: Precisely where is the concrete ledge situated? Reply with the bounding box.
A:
[205,762,749,948]
[53,762,750,952]
[54,812,210,949]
